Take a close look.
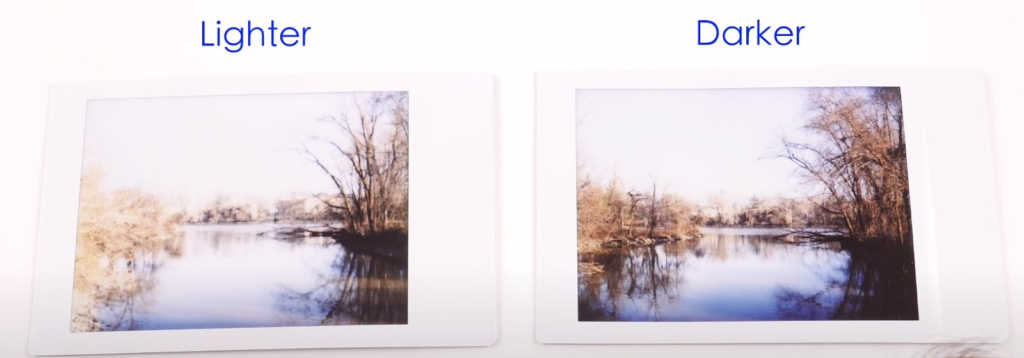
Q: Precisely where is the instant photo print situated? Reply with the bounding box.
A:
[29,74,498,355]
[535,69,1009,344]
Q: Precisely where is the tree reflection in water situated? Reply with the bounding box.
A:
[579,231,918,322]
[774,241,919,321]
[274,248,408,325]
[76,228,409,331]
[82,249,165,331]
[579,243,689,321]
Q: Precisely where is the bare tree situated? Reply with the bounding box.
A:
[626,190,647,237]
[645,175,666,237]
[303,92,409,237]
[707,192,729,226]
[779,87,911,242]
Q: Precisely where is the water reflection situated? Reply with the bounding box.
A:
[77,224,407,331]
[578,227,918,322]
[89,250,163,331]
[274,249,408,325]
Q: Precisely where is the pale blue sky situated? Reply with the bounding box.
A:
[576,88,815,204]
[82,93,367,209]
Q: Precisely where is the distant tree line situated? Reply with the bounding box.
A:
[183,195,342,224]
[694,195,832,228]
[577,177,836,241]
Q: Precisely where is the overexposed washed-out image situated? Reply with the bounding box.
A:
[576,87,919,322]
[71,92,409,331]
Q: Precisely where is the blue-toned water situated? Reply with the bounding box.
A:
[578,227,917,322]
[90,224,407,331]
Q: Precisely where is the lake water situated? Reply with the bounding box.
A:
[578,227,918,322]
[92,223,407,331]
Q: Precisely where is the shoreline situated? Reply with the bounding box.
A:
[332,231,409,262]
[182,222,409,262]
[578,226,848,253]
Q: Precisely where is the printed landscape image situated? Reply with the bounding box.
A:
[576,87,919,322]
[71,92,409,332]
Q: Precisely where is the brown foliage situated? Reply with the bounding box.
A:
[577,174,699,243]
[780,87,912,242]
[71,166,178,331]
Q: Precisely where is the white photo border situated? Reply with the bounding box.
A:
[29,73,498,355]
[535,69,1009,344]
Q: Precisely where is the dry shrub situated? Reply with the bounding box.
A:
[577,175,698,243]
[577,239,604,254]
[578,262,604,279]
[70,166,178,332]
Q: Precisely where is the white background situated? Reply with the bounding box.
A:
[0,0,1021,357]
